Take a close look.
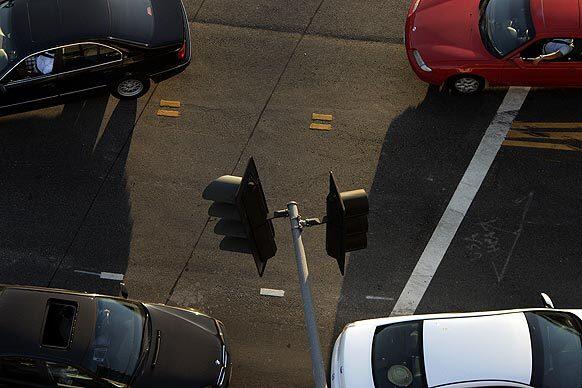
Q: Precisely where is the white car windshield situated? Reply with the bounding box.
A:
[526,311,582,387]
[372,321,427,388]
[479,0,535,57]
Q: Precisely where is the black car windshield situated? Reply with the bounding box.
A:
[82,298,149,385]
[0,0,19,73]
[525,311,582,387]
[479,0,535,57]
[372,321,427,388]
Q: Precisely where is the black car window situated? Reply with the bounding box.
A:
[42,299,78,349]
[0,0,20,74]
[3,49,60,84]
[0,357,48,386]
[521,38,582,63]
[62,44,121,73]
[526,311,582,387]
[372,321,427,388]
[45,361,105,388]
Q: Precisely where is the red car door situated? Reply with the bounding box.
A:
[503,38,580,87]
[504,57,578,87]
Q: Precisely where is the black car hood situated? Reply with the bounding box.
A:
[132,304,222,388]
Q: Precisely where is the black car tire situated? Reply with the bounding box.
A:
[448,75,485,95]
[111,76,151,100]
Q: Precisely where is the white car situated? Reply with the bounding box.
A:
[331,294,582,388]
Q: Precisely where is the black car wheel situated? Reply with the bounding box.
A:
[112,76,150,99]
[449,75,485,95]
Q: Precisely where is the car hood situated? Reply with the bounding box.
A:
[423,313,532,386]
[409,0,491,63]
[132,304,223,388]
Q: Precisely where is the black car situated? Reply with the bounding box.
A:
[0,0,191,110]
[0,284,231,387]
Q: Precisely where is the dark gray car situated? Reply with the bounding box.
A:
[0,284,231,387]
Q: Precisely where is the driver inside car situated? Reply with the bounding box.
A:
[528,38,575,64]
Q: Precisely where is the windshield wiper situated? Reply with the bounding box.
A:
[151,330,161,368]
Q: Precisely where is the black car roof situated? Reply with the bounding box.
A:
[12,0,160,55]
[0,286,97,365]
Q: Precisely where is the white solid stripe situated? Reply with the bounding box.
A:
[260,288,285,297]
[390,87,531,317]
[100,272,125,281]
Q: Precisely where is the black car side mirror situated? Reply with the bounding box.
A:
[120,282,129,299]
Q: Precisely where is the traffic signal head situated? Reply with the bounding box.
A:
[326,172,369,275]
[203,158,277,276]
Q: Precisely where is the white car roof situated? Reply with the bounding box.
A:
[423,312,532,387]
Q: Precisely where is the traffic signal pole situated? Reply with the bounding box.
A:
[204,160,368,388]
[287,202,328,388]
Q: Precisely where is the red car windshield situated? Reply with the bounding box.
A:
[479,0,535,57]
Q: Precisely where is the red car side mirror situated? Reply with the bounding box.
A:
[511,56,527,68]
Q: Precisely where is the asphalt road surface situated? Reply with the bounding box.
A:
[2,1,582,387]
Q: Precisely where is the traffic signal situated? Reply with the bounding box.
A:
[202,158,277,276]
[326,172,369,275]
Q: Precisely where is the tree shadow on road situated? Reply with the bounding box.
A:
[0,93,137,296]
[330,86,508,339]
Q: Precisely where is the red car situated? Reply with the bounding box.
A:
[405,0,582,94]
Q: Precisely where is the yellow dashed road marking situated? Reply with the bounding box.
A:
[507,130,582,141]
[311,113,333,121]
[503,140,581,152]
[157,109,181,118]
[512,121,582,129]
[160,100,181,108]
[309,123,332,131]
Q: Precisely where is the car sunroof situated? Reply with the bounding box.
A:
[42,299,77,349]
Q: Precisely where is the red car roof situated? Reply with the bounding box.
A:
[531,0,582,34]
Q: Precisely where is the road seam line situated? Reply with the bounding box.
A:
[390,87,530,317]
[166,0,328,303]
[47,85,159,287]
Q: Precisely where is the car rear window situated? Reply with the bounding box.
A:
[42,299,77,349]
[372,321,427,388]
[108,0,154,44]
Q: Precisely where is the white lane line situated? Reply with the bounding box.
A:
[260,288,285,297]
[366,295,394,301]
[74,270,125,281]
[390,87,530,317]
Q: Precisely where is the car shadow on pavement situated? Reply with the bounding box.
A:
[329,86,508,345]
[0,93,137,296]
